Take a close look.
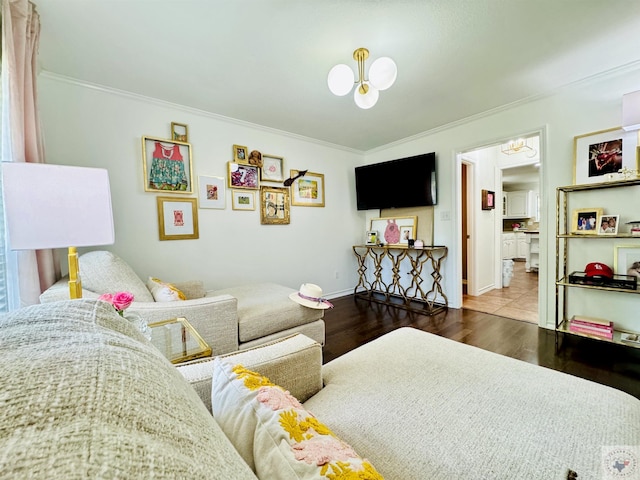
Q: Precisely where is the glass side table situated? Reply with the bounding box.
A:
[148,317,212,364]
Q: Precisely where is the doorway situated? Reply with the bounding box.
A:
[460,134,542,324]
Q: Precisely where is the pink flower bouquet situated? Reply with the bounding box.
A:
[99,291,134,316]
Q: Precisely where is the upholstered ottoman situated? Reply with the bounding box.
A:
[209,283,325,350]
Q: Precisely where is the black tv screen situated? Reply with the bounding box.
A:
[355,152,437,210]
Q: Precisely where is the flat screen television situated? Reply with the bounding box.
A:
[354,152,437,210]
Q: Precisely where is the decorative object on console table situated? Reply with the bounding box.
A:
[399,226,414,246]
[233,144,248,163]
[197,175,226,209]
[571,208,603,234]
[227,162,259,190]
[142,135,193,194]
[290,170,325,207]
[260,186,290,225]
[157,196,199,240]
[231,190,255,211]
[573,127,639,185]
[1,162,115,300]
[260,154,285,182]
[596,214,619,235]
[369,216,417,246]
[481,189,495,210]
[365,230,378,245]
[170,122,188,142]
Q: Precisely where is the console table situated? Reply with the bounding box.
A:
[352,244,448,314]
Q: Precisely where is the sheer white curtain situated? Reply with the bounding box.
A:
[1,0,59,309]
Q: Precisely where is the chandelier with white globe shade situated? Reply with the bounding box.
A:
[327,48,397,109]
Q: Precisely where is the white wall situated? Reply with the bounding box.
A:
[38,75,365,297]
[363,63,640,327]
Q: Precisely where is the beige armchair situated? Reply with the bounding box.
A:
[39,251,325,355]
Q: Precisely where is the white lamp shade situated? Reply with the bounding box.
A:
[327,64,355,96]
[369,56,397,91]
[622,90,640,132]
[354,82,379,109]
[1,162,115,250]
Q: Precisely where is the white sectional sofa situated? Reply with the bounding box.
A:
[2,299,639,479]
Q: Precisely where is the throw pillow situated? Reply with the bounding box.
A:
[211,358,383,479]
[147,277,187,302]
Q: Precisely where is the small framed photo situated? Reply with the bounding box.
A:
[399,226,414,245]
[260,186,290,225]
[597,214,619,235]
[614,245,640,279]
[142,136,193,194]
[157,196,199,241]
[366,230,378,245]
[198,175,225,209]
[228,162,259,190]
[233,144,249,163]
[571,208,602,234]
[290,170,325,207]
[370,216,418,245]
[481,189,495,210]
[260,154,285,182]
[171,122,188,142]
[573,127,639,185]
[231,190,255,211]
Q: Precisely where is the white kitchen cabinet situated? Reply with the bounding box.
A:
[525,233,539,272]
[502,233,516,259]
[504,190,532,218]
[515,232,528,258]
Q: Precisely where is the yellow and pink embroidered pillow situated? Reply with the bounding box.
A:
[146,277,186,302]
[211,358,383,479]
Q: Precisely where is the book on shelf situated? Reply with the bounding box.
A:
[569,323,614,339]
[570,315,612,327]
[570,319,613,330]
[620,333,640,345]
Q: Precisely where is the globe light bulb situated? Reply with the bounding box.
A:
[327,64,355,96]
[354,82,379,109]
[369,56,397,91]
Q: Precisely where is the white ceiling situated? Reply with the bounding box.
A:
[34,0,640,152]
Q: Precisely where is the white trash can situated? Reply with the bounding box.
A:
[502,259,514,287]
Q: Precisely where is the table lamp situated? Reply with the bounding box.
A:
[1,162,115,299]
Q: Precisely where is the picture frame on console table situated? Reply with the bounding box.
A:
[142,136,193,194]
[573,127,638,185]
[260,186,290,225]
[290,170,325,207]
[157,196,199,240]
[197,175,225,209]
[369,216,418,246]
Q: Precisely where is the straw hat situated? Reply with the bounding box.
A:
[289,283,334,309]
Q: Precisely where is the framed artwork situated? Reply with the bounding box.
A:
[231,190,255,211]
[157,196,199,240]
[260,186,290,225]
[596,214,619,235]
[142,136,193,194]
[365,230,378,245]
[571,208,602,234]
[369,216,418,246]
[399,225,414,245]
[197,175,225,209]
[228,162,259,190]
[261,154,285,182]
[481,189,495,210]
[290,170,325,207]
[614,245,640,278]
[171,122,188,142]
[233,144,248,163]
[573,127,639,185]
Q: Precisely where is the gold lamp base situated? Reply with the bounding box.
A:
[67,247,83,299]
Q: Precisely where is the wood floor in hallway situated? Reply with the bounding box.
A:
[462,260,538,323]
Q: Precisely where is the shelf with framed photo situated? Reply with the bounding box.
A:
[555,177,640,350]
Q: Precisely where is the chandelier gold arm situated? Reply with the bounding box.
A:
[353,47,369,94]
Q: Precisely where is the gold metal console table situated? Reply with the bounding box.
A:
[352,244,448,315]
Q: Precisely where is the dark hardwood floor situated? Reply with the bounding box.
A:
[323,295,640,399]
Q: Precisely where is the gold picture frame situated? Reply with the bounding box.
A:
[571,208,603,235]
[260,186,290,225]
[157,196,199,240]
[233,144,249,163]
[231,190,255,211]
[260,154,285,182]
[369,216,418,245]
[290,170,325,207]
[142,136,193,194]
[228,162,259,190]
[171,122,188,142]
